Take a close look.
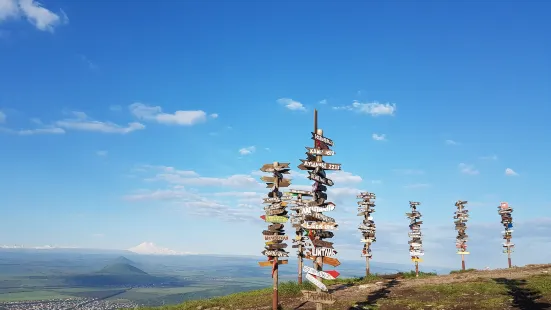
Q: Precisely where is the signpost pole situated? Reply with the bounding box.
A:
[298,193,303,285]
[273,258,278,310]
[455,201,469,271]
[508,250,512,268]
[357,192,376,277]
[498,202,514,269]
[366,256,370,277]
[415,261,419,277]
[314,124,323,310]
[461,254,465,271]
[407,201,423,278]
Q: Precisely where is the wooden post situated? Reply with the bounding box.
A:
[365,256,370,277]
[298,193,303,285]
[508,250,512,268]
[461,254,466,271]
[273,258,278,310]
[455,201,469,271]
[415,262,419,277]
[314,124,324,310]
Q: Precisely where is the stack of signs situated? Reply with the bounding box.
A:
[455,200,470,255]
[259,162,292,268]
[298,129,341,304]
[357,192,376,259]
[288,189,314,261]
[499,202,514,254]
[406,201,424,262]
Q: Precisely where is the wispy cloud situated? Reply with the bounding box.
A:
[372,133,386,141]
[0,110,5,123]
[458,163,479,175]
[0,0,69,32]
[79,54,97,70]
[480,155,498,160]
[333,101,396,116]
[445,139,459,145]
[276,98,306,111]
[319,99,327,105]
[238,146,256,155]
[56,111,144,134]
[505,168,518,176]
[129,103,213,126]
[96,150,108,156]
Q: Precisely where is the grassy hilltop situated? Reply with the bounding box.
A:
[138,264,551,310]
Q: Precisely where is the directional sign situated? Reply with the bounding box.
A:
[266,179,291,188]
[312,239,334,249]
[312,247,337,257]
[305,147,335,156]
[302,204,336,213]
[263,197,281,203]
[289,189,313,196]
[308,212,335,223]
[301,290,336,305]
[266,243,288,250]
[260,176,276,183]
[260,163,290,172]
[265,202,287,210]
[457,251,470,255]
[303,265,339,280]
[302,221,338,230]
[311,132,334,146]
[262,250,289,257]
[304,254,341,267]
[266,208,287,216]
[411,258,424,262]
[315,231,334,239]
[264,235,288,241]
[301,160,341,171]
[260,215,288,223]
[268,223,283,230]
[258,260,288,267]
[307,171,334,186]
[305,273,328,291]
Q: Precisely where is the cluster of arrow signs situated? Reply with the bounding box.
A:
[406,201,424,261]
[259,162,292,270]
[499,202,515,253]
[455,200,470,255]
[357,192,376,258]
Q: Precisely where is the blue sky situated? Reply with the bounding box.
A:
[1,0,550,269]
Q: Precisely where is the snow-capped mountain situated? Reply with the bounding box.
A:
[127,242,195,255]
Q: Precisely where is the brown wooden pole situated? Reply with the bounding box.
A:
[297,193,303,284]
[272,259,278,310]
[365,256,370,277]
[508,250,512,268]
[461,254,466,271]
[314,126,324,310]
[415,261,419,277]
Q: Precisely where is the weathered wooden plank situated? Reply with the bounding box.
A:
[302,221,338,230]
[264,234,288,241]
[289,189,313,196]
[265,208,287,216]
[265,243,288,250]
[258,260,288,267]
[312,247,337,257]
[303,254,341,267]
[305,147,335,156]
[266,179,291,188]
[260,215,289,223]
[305,273,328,292]
[312,239,334,249]
[307,171,334,186]
[301,290,335,305]
[302,204,336,213]
[303,265,340,280]
[300,160,341,171]
[262,250,289,257]
[263,197,281,203]
[260,163,290,172]
[308,212,335,223]
[311,132,334,146]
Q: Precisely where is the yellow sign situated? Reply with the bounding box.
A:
[265,215,288,223]
[411,258,423,262]
[457,251,470,255]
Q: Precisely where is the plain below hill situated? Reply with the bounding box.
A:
[137,264,551,310]
[64,263,175,287]
[110,256,138,266]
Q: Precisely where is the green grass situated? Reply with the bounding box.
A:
[525,274,551,294]
[450,268,477,274]
[136,281,312,310]
[0,290,74,301]
[378,278,509,310]
[321,274,382,286]
[396,270,437,279]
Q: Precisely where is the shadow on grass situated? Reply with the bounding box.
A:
[493,278,551,310]
[348,278,400,309]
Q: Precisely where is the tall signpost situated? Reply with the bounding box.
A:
[406,201,424,277]
[288,189,314,284]
[259,162,291,310]
[297,109,340,308]
[498,202,514,268]
[357,192,377,277]
[454,200,470,270]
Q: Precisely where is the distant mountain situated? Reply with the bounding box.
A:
[111,256,137,266]
[64,263,171,287]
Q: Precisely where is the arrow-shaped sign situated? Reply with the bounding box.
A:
[311,132,334,147]
[260,163,290,172]
[305,273,328,291]
[260,215,289,223]
[303,265,340,280]
[307,171,334,186]
[305,147,335,156]
[300,160,341,171]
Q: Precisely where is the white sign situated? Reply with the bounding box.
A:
[312,247,337,257]
[302,265,336,280]
[305,273,328,291]
[289,189,312,195]
[302,161,341,170]
[263,250,289,257]
[302,205,335,213]
[302,221,338,230]
[410,252,424,256]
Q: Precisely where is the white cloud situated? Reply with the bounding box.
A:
[209,113,219,119]
[276,98,306,111]
[505,168,518,176]
[0,110,6,123]
[480,155,498,160]
[1,126,65,135]
[128,242,195,255]
[56,111,144,134]
[0,0,68,32]
[458,163,479,175]
[129,102,212,126]
[372,133,386,141]
[404,183,431,189]
[445,139,459,145]
[319,99,327,105]
[238,146,256,155]
[333,100,396,116]
[393,169,425,175]
[96,150,108,156]
[326,171,362,184]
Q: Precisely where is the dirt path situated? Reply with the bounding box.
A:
[276,264,551,310]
